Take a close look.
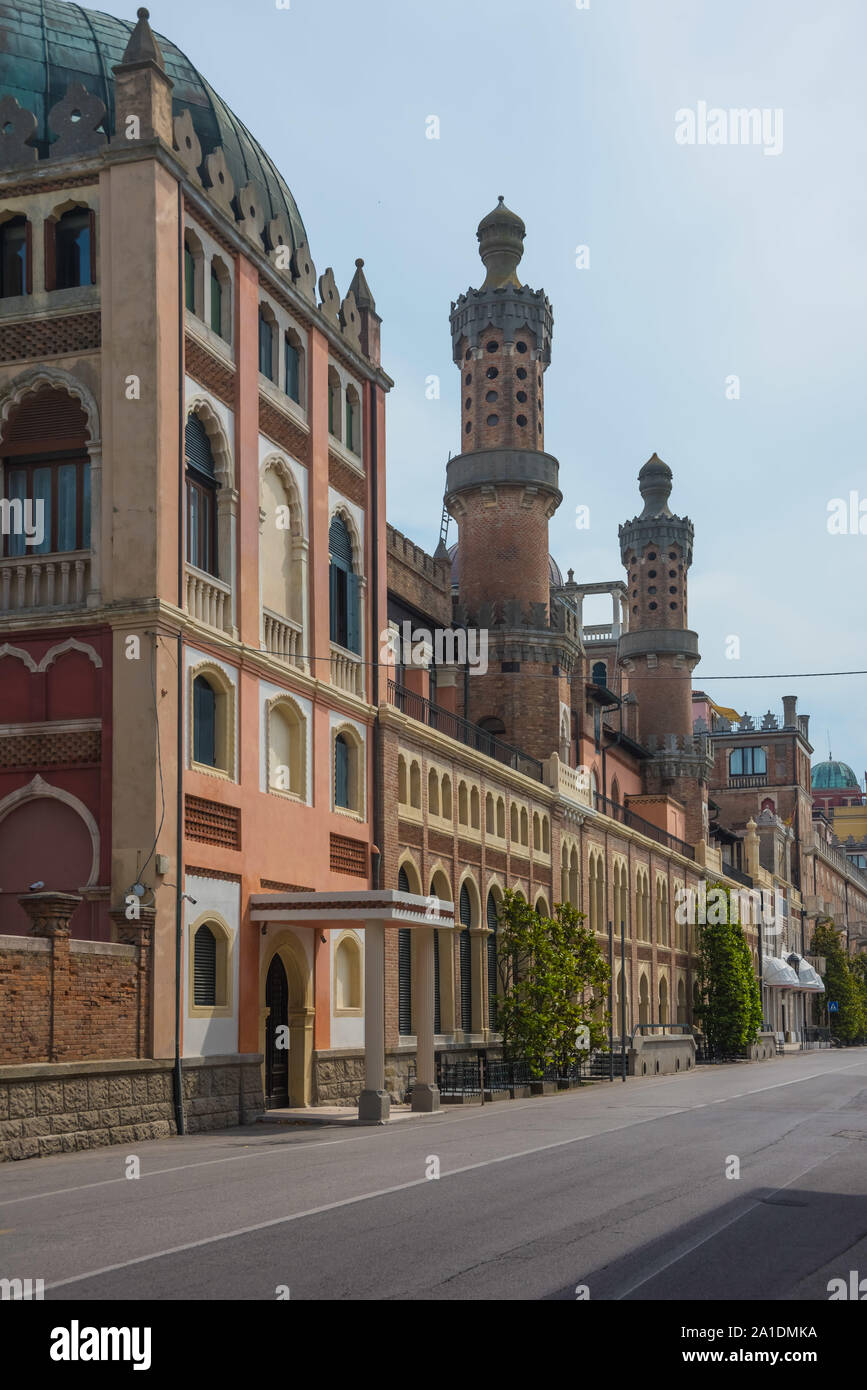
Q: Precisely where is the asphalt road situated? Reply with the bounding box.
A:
[1,1049,865,1301]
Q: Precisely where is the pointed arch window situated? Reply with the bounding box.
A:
[47,208,95,291]
[487,890,499,1029]
[193,675,217,767]
[1,386,91,558]
[335,733,350,808]
[459,883,473,1033]
[185,414,218,576]
[397,866,413,1035]
[329,515,360,653]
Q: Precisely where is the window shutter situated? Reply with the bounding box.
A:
[346,571,360,654]
[398,928,412,1035]
[398,867,410,893]
[193,925,217,1006]
[459,885,472,1032]
[433,929,441,1034]
[486,892,498,1029]
[185,415,216,476]
[87,209,96,285]
[44,217,56,292]
[25,219,32,295]
[334,736,349,807]
[329,563,339,644]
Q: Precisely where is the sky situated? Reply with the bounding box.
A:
[105,0,866,783]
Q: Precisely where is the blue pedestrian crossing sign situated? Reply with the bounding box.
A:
[828,1001,839,1012]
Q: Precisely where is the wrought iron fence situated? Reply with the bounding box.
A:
[387,680,543,781]
[594,793,696,860]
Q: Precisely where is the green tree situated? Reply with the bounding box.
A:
[695,883,763,1056]
[495,890,609,1079]
[811,920,863,1044]
[850,954,867,1042]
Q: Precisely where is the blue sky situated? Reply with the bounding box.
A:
[113,0,867,781]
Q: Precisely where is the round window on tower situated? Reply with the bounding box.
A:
[465,349,472,361]
[465,421,472,434]
[487,414,499,427]
[516,341,528,353]
[516,414,527,426]
[669,602,677,610]
[648,551,657,561]
[516,367,528,380]
[516,390,527,403]
[465,397,472,409]
[648,570,657,578]
[668,569,676,577]
[465,373,472,385]
[486,390,498,403]
[649,601,658,610]
[486,367,498,379]
[669,586,677,594]
[669,551,677,559]
[486,340,498,353]
[648,586,657,594]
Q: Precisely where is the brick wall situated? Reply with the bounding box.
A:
[0,934,150,1064]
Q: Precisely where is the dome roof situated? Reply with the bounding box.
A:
[0,0,307,253]
[447,542,562,589]
[812,760,860,791]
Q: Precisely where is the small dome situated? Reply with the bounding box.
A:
[812,760,860,791]
[0,0,308,254]
[448,542,561,589]
[476,195,526,291]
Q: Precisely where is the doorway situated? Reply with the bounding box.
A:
[265,954,290,1108]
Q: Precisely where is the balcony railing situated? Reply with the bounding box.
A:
[185,565,231,632]
[387,680,543,781]
[595,792,696,860]
[331,642,364,697]
[727,774,767,788]
[262,608,303,667]
[0,551,89,612]
[721,861,753,889]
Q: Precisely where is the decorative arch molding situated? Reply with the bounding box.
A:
[37,637,103,672]
[0,642,37,672]
[0,774,99,885]
[484,874,505,902]
[259,926,314,1107]
[0,365,100,447]
[259,453,306,537]
[185,396,234,490]
[189,658,237,779]
[457,871,482,927]
[187,909,234,1017]
[397,851,422,896]
[428,861,453,902]
[333,928,363,1014]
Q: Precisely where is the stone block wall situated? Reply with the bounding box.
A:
[0,1054,265,1161]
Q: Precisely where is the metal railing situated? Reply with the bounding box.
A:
[388,681,543,781]
[801,1026,832,1050]
[721,861,753,889]
[595,793,696,860]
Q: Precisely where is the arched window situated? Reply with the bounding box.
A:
[591,661,607,688]
[397,866,413,1035]
[47,207,95,290]
[487,890,499,1029]
[328,366,341,438]
[459,883,473,1033]
[258,304,276,380]
[639,973,650,1026]
[193,674,217,767]
[470,786,480,829]
[210,257,230,339]
[410,761,421,808]
[193,923,217,1006]
[611,777,621,807]
[520,807,529,845]
[268,700,304,798]
[335,935,361,1010]
[542,816,550,854]
[1,386,91,558]
[659,975,669,1026]
[185,414,218,576]
[335,733,350,808]
[285,330,303,404]
[485,792,494,834]
[184,237,196,312]
[398,755,408,805]
[345,385,361,455]
[533,812,541,851]
[511,804,519,840]
[458,782,469,825]
[429,875,445,1035]
[329,515,360,654]
[0,215,30,297]
[496,798,505,839]
[428,768,440,817]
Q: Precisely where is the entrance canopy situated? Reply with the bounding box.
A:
[762,956,800,988]
[249,889,455,929]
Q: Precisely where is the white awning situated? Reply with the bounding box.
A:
[763,956,800,988]
[790,954,825,992]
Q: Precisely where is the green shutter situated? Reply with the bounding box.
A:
[398,929,412,1035]
[193,925,217,1006]
[346,571,360,654]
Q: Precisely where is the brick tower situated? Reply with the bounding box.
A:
[445,199,579,762]
[618,455,713,843]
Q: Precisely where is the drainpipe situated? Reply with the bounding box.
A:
[174,181,186,1136]
[369,379,381,888]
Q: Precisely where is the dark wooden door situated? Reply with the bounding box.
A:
[265,955,290,1109]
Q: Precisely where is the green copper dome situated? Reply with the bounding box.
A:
[0,0,307,251]
[811,760,859,790]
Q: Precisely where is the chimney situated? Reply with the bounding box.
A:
[782,694,797,729]
[798,714,810,742]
